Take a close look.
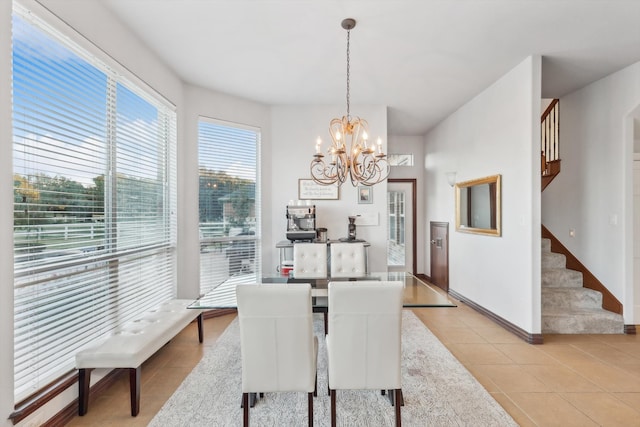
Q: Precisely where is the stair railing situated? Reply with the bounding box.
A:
[541,99,559,176]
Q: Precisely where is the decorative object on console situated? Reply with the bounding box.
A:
[347,216,357,240]
[316,227,328,242]
[310,18,389,187]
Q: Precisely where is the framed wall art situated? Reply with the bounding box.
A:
[358,186,373,204]
[298,179,339,200]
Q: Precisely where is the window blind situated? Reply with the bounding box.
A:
[198,118,261,295]
[12,6,177,402]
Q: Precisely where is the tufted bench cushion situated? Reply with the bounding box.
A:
[76,299,204,416]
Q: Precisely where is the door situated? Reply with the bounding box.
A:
[430,222,449,291]
[387,180,416,273]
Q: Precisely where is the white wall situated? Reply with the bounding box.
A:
[542,61,640,324]
[388,135,426,273]
[424,56,542,333]
[269,105,389,272]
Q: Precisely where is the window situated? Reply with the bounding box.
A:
[198,118,261,295]
[387,190,405,266]
[387,154,414,167]
[12,6,177,402]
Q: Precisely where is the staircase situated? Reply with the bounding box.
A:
[540,99,626,334]
[541,237,624,334]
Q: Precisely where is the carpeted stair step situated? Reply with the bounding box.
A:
[542,252,566,269]
[542,268,583,288]
[542,287,602,310]
[542,308,624,334]
[540,233,624,335]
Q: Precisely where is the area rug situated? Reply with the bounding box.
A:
[150,311,517,426]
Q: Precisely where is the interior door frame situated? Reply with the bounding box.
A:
[388,178,417,274]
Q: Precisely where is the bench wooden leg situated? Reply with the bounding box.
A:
[129,367,141,416]
[78,368,91,416]
[197,313,204,343]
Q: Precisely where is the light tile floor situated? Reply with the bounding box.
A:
[413,298,640,427]
[67,294,640,427]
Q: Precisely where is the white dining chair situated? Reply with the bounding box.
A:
[294,242,328,278]
[236,283,318,427]
[330,242,366,278]
[326,280,404,426]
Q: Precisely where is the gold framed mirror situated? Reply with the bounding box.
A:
[455,174,501,236]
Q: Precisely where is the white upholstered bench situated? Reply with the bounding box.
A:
[75,299,204,416]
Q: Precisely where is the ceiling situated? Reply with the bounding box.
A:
[99,0,640,136]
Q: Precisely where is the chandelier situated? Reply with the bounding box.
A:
[310,18,389,187]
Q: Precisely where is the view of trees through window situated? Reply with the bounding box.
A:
[198,119,260,295]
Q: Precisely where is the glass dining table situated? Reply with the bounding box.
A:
[188,271,457,310]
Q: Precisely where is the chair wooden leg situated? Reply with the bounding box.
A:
[323,311,328,335]
[129,367,140,416]
[314,372,318,397]
[394,389,402,427]
[330,389,336,427]
[242,393,249,426]
[308,392,314,427]
[197,313,204,343]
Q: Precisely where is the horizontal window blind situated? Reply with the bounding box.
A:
[198,119,261,295]
[12,6,176,402]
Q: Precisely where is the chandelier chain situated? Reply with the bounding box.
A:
[346,28,351,120]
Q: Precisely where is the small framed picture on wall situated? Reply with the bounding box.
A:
[358,186,373,204]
